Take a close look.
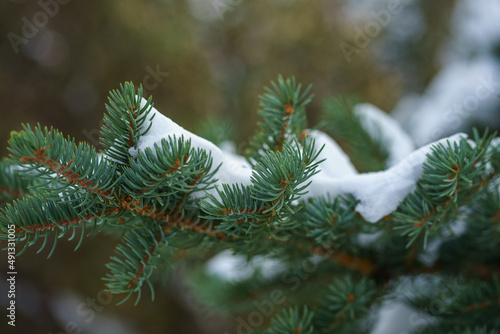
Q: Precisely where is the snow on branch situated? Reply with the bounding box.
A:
[132,98,466,223]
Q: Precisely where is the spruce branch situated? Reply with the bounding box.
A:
[123,135,219,199]
[100,82,154,165]
[0,75,499,334]
[202,139,323,238]
[104,220,174,305]
[438,186,500,265]
[266,307,314,334]
[250,139,323,216]
[246,75,313,163]
[313,276,377,332]
[408,276,500,330]
[202,184,270,236]
[9,124,119,203]
[321,95,388,172]
[105,212,224,304]
[308,246,376,276]
[0,195,119,257]
[0,158,31,204]
[391,132,498,248]
[303,194,359,244]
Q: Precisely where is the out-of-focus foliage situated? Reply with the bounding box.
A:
[0,0,455,155]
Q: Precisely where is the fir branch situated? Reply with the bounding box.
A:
[392,133,498,248]
[201,184,271,236]
[247,75,312,163]
[104,220,173,304]
[309,246,376,276]
[250,139,323,216]
[9,124,118,202]
[122,135,217,197]
[0,195,119,256]
[266,307,314,334]
[314,276,377,331]
[321,96,388,172]
[0,158,31,204]
[303,194,359,244]
[100,82,154,165]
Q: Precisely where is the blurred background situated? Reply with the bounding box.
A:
[0,0,499,333]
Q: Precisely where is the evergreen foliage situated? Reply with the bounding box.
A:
[1,78,499,332]
[321,96,389,172]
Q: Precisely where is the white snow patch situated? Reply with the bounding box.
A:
[132,99,253,198]
[206,250,286,282]
[354,103,415,167]
[307,129,358,177]
[445,0,500,60]
[393,56,500,146]
[370,301,435,334]
[357,232,382,247]
[305,133,467,222]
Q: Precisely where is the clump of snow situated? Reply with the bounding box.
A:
[131,99,252,197]
[393,57,500,146]
[354,103,415,167]
[132,98,466,223]
[445,0,500,60]
[307,130,358,177]
[206,250,286,282]
[370,300,436,334]
[305,133,466,222]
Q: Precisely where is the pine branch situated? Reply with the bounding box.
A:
[0,158,31,204]
[314,276,377,332]
[246,75,313,163]
[123,135,219,198]
[321,96,388,172]
[104,220,173,305]
[0,195,119,257]
[100,82,154,165]
[202,184,271,236]
[202,139,322,240]
[251,139,323,216]
[408,276,500,330]
[266,307,314,334]
[9,124,119,203]
[391,132,498,248]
